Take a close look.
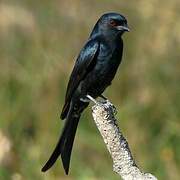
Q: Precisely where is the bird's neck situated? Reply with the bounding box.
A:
[102,33,123,51]
[90,32,122,49]
[105,33,122,45]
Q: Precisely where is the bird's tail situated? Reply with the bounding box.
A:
[41,101,88,174]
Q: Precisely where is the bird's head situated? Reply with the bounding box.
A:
[91,12,129,38]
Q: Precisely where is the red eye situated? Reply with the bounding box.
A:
[110,20,117,26]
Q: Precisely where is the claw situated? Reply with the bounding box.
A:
[103,99,117,116]
[112,105,117,115]
[100,94,107,100]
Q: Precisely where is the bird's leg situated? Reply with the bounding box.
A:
[80,97,90,103]
[100,94,108,100]
[86,94,98,104]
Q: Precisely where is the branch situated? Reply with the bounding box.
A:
[91,100,157,180]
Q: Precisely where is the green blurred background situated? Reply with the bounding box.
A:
[0,0,179,179]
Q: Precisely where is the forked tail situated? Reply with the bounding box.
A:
[42,101,88,174]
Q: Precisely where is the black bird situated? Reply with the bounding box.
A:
[42,12,129,174]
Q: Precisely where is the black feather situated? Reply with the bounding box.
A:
[42,12,129,174]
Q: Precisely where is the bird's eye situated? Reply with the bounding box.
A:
[110,20,117,27]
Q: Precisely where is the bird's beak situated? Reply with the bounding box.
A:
[116,25,130,32]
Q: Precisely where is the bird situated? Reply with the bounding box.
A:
[41,12,129,174]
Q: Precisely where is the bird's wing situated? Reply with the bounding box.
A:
[61,40,100,119]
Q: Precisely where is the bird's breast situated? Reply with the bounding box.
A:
[88,44,122,88]
[97,43,123,78]
[79,40,123,97]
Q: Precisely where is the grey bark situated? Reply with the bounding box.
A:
[91,100,157,180]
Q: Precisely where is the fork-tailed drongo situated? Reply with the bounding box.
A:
[42,12,129,174]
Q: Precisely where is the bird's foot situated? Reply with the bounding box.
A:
[87,94,117,116]
[99,95,117,114]
[100,94,108,101]
[110,103,117,115]
[101,99,117,116]
[86,94,105,108]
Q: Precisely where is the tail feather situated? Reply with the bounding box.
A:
[41,103,80,173]
[41,116,70,172]
[61,115,80,174]
[41,138,63,172]
[61,101,70,120]
[42,101,89,174]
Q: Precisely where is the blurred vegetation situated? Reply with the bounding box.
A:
[0,0,180,179]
